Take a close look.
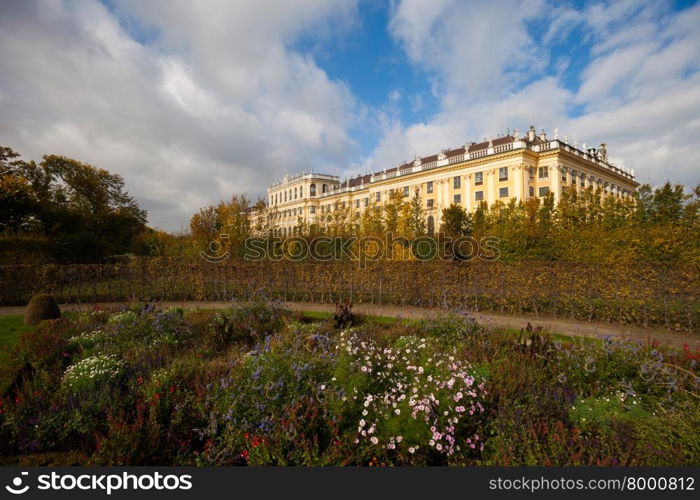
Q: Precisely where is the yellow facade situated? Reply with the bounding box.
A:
[253,128,638,235]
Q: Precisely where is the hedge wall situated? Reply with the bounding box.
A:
[1,259,698,330]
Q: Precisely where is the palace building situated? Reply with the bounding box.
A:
[252,126,638,236]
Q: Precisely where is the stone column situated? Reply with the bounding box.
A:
[487,169,496,206]
[551,164,561,202]
[464,173,471,212]
[435,179,443,227]
[513,164,523,202]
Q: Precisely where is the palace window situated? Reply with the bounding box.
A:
[580,176,585,187]
[474,172,483,185]
[310,183,316,196]
[376,192,381,202]
[322,184,328,193]
[561,170,567,183]
[453,194,461,204]
[475,190,484,201]
[427,199,434,208]
[498,167,508,181]
[529,167,534,180]
[355,199,360,208]
[538,166,549,179]
[499,187,509,198]
[299,186,303,197]
[342,201,346,209]
[284,191,287,202]
[426,181,433,194]
[403,186,409,197]
[529,186,535,197]
[539,186,550,197]
[294,187,297,199]
[453,176,461,189]
[310,206,316,214]
[364,197,368,207]
[427,215,435,236]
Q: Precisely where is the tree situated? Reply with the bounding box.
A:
[40,155,147,260]
[406,189,426,238]
[0,147,37,233]
[383,189,404,234]
[440,203,472,237]
[0,147,147,262]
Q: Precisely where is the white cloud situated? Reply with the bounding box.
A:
[359,0,700,189]
[389,0,545,96]
[0,0,360,231]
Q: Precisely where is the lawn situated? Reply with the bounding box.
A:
[0,314,31,351]
[0,315,33,392]
[0,302,698,466]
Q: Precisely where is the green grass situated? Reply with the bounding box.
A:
[0,312,83,392]
[0,314,33,393]
[0,314,31,352]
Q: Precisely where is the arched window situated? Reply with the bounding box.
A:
[427,216,435,236]
[294,187,297,199]
[299,186,303,197]
[310,183,316,196]
[322,184,328,193]
[284,191,287,202]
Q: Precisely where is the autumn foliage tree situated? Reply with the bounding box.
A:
[0,146,147,262]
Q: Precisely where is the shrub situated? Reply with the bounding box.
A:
[333,299,354,329]
[23,294,61,326]
[207,301,289,349]
[62,355,124,393]
[68,329,111,351]
[198,324,337,465]
[331,331,487,464]
[420,312,481,345]
[107,311,137,325]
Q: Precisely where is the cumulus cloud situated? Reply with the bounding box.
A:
[360,0,700,189]
[0,0,360,231]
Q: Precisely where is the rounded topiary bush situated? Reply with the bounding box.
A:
[24,294,62,325]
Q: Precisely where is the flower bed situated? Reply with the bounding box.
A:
[0,302,698,465]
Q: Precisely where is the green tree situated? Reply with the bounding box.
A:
[440,203,472,237]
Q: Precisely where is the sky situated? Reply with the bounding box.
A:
[1,0,699,231]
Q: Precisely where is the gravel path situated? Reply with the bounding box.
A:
[2,301,697,349]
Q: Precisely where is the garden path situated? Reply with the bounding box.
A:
[0,301,697,349]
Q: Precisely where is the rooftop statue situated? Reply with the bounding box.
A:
[598,143,608,162]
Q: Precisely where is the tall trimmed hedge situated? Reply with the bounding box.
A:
[1,258,698,330]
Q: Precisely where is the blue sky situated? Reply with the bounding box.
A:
[1,0,699,230]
